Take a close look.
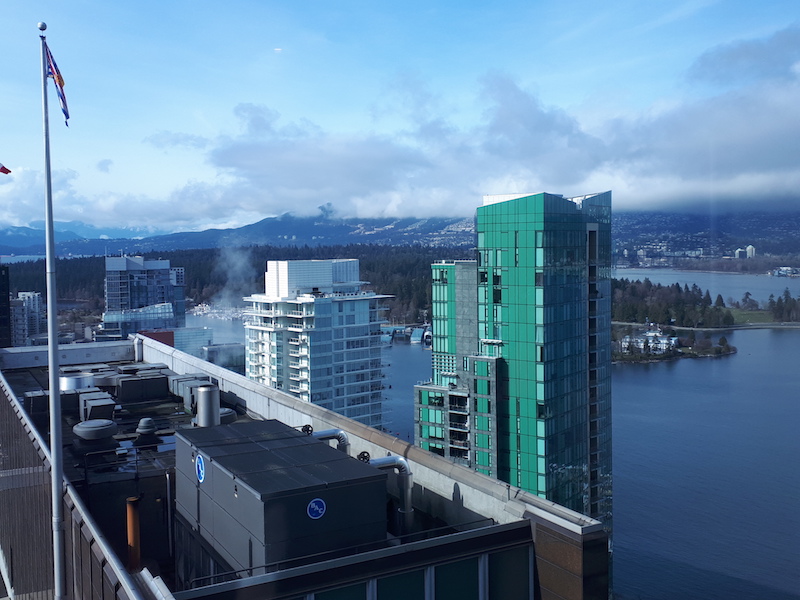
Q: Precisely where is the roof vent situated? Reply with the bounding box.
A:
[73,419,118,441]
[136,417,157,435]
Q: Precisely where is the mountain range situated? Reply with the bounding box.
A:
[3,210,800,257]
[0,215,476,256]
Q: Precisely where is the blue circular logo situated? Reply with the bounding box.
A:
[196,455,206,483]
[307,498,326,520]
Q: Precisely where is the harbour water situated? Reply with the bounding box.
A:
[614,267,800,306]
[382,331,800,598]
[613,327,800,598]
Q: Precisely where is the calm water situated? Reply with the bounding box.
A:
[615,267,800,306]
[381,342,431,443]
[614,328,800,598]
[384,331,800,598]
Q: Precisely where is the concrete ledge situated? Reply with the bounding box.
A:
[137,335,603,540]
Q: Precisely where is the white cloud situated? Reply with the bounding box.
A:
[688,25,800,85]
[2,25,799,231]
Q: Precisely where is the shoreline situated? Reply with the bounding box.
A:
[612,321,800,331]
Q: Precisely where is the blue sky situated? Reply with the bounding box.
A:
[1,1,798,233]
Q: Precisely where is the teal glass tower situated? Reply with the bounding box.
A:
[415,192,612,524]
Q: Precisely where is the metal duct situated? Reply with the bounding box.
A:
[369,455,414,533]
[59,372,94,392]
[311,428,351,454]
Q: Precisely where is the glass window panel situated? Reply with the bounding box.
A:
[377,570,424,600]
[435,558,479,600]
[316,582,367,600]
[489,547,530,600]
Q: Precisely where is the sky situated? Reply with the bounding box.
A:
[0,1,798,234]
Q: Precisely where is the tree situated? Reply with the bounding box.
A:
[714,294,725,308]
[741,291,758,311]
[718,336,728,347]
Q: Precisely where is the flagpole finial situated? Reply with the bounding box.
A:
[38,22,47,31]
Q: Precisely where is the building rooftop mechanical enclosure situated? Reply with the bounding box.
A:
[0,335,609,600]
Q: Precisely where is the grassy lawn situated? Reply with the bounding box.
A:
[729,308,774,325]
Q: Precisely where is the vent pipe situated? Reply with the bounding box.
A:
[195,384,220,427]
[311,428,351,454]
[134,335,143,362]
[126,496,141,572]
[368,455,414,532]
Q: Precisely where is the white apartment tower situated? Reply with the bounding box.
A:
[244,259,389,428]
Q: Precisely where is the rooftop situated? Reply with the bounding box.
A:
[0,336,609,600]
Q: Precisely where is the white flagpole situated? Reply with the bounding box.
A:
[39,21,66,600]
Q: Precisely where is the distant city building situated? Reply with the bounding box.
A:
[99,256,185,339]
[10,299,26,346]
[7,291,46,347]
[734,248,747,259]
[18,291,46,338]
[244,259,390,428]
[0,265,10,347]
[746,244,756,259]
[415,191,612,525]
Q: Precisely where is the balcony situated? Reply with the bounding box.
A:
[449,398,469,414]
[449,421,469,432]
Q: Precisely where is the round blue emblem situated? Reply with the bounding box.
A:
[196,455,206,483]
[307,498,326,520]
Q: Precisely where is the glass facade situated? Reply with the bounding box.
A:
[415,192,612,525]
[244,260,389,429]
[101,256,186,338]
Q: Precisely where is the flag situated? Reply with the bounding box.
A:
[0,164,10,175]
[45,41,69,126]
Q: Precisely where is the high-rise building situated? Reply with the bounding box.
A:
[100,256,186,339]
[244,259,389,428]
[415,191,612,524]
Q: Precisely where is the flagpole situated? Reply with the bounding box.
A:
[39,21,66,600]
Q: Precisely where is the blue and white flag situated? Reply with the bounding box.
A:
[45,41,69,126]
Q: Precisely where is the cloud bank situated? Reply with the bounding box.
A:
[2,25,799,231]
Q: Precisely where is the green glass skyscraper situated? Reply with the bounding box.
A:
[415,192,612,524]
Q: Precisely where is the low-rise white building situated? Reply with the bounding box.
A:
[621,329,678,354]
